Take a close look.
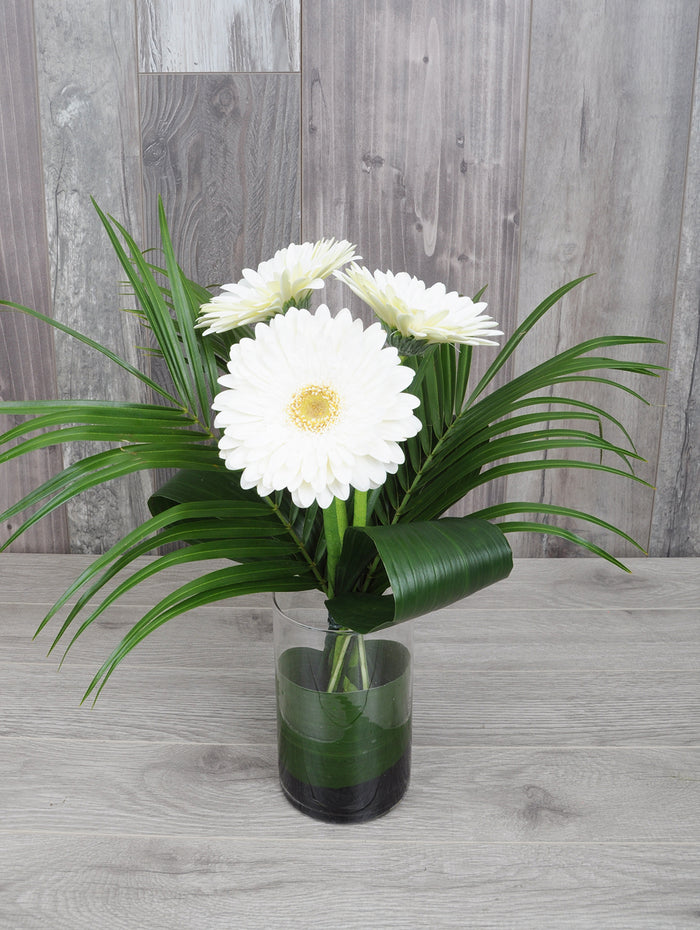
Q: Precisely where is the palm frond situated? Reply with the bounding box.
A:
[0,203,662,701]
[495,521,632,571]
[92,201,201,413]
[384,335,662,525]
[0,301,177,404]
[82,561,317,704]
[34,499,284,638]
[465,275,594,405]
[0,445,223,551]
[156,197,218,427]
[470,500,647,570]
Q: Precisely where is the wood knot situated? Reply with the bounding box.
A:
[361,153,385,173]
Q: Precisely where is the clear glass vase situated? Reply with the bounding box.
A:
[273,590,413,823]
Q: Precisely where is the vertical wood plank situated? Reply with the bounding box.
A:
[302,0,531,513]
[0,1,69,552]
[140,73,300,289]
[2,0,698,561]
[508,0,697,558]
[137,0,300,72]
[33,0,155,553]
[650,22,700,557]
[303,0,529,318]
[139,73,299,506]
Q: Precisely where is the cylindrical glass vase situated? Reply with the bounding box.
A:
[273,590,413,823]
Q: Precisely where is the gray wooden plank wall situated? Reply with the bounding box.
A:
[0,0,698,557]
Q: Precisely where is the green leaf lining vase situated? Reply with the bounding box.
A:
[273,591,413,823]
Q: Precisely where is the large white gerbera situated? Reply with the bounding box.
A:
[212,305,422,509]
[335,264,503,345]
[197,239,358,335]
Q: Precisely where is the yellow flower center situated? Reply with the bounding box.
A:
[287,384,340,433]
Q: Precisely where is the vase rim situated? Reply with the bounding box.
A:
[272,590,338,634]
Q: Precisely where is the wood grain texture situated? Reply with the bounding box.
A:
[650,19,700,556]
[1,836,699,930]
[3,742,700,843]
[6,660,700,746]
[509,0,697,559]
[7,602,700,671]
[2,0,700,561]
[137,0,300,72]
[0,0,69,553]
[303,0,529,296]
[0,556,698,928]
[2,558,699,748]
[140,73,300,289]
[302,0,530,511]
[0,552,696,607]
[32,0,156,554]
[3,556,699,676]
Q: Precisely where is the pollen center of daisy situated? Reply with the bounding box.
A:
[287,384,340,433]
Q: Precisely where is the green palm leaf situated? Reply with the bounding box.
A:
[465,275,594,405]
[34,499,284,639]
[0,445,223,551]
[148,468,327,589]
[386,337,661,525]
[505,395,639,451]
[470,501,646,570]
[156,197,219,427]
[0,424,210,463]
[0,301,177,404]
[495,521,631,571]
[92,201,200,413]
[82,562,317,704]
[58,539,301,665]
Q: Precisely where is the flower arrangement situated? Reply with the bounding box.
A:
[0,200,662,703]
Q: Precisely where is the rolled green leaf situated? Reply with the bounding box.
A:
[148,467,266,514]
[327,516,513,634]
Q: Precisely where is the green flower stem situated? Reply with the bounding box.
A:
[351,489,370,687]
[326,630,370,693]
[326,632,352,692]
[323,497,348,597]
[353,489,368,526]
[324,494,373,691]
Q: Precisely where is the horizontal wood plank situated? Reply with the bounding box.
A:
[137,0,300,72]
[6,604,699,671]
[0,835,698,930]
[1,555,698,928]
[0,554,695,609]
[2,742,699,843]
[3,660,699,746]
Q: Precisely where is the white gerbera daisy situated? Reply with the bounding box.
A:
[212,305,422,509]
[197,239,358,335]
[335,264,503,346]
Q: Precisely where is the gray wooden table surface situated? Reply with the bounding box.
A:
[1,554,699,929]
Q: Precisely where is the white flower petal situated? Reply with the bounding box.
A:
[335,263,503,346]
[197,239,359,334]
[213,304,422,509]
